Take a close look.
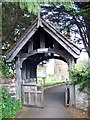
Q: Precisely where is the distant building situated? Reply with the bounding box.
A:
[54,59,69,80]
[37,59,69,80]
[46,59,54,74]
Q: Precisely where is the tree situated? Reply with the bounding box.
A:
[2,2,37,54]
[74,2,90,57]
[2,2,90,56]
[41,2,90,57]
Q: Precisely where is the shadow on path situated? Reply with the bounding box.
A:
[16,85,73,118]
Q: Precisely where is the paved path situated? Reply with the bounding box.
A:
[16,85,74,118]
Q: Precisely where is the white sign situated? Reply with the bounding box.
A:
[37,69,46,77]
[37,48,48,53]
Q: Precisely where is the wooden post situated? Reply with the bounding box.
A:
[43,77,45,87]
[28,40,33,52]
[68,57,75,107]
[21,60,26,83]
[16,56,22,100]
[41,82,44,108]
[21,85,25,105]
[40,31,45,48]
[35,85,37,106]
[26,60,30,80]
[65,83,70,107]
[28,86,31,105]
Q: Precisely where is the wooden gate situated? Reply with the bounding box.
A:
[65,84,70,107]
[21,82,44,108]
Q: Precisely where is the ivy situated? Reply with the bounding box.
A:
[0,57,15,79]
[1,86,21,118]
[69,60,90,91]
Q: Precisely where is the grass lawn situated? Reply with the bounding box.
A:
[37,78,65,87]
[44,79,65,86]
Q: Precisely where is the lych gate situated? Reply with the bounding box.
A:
[5,16,81,107]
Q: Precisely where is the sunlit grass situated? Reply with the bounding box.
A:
[37,78,65,87]
[44,79,65,86]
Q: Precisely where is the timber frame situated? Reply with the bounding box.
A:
[5,16,81,106]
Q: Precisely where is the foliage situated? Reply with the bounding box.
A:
[44,79,65,87]
[47,73,56,81]
[1,86,21,118]
[69,60,90,91]
[41,2,90,57]
[74,2,90,57]
[2,2,37,53]
[0,57,15,78]
[37,75,65,87]
[20,1,73,14]
[2,2,90,58]
[0,88,2,119]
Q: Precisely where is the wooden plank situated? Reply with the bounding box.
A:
[21,60,27,82]
[43,27,79,58]
[28,40,33,52]
[21,50,37,58]
[21,48,70,63]
[49,48,69,62]
[28,86,31,105]
[22,85,26,105]
[40,31,45,48]
[21,85,23,105]
[21,48,48,58]
[6,24,38,62]
[29,91,41,94]
[22,83,41,86]
[41,82,44,107]
[26,61,30,79]
[35,86,37,106]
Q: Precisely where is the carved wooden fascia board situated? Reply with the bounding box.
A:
[43,26,80,59]
[6,23,38,62]
[41,19,81,58]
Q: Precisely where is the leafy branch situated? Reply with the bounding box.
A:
[69,60,90,91]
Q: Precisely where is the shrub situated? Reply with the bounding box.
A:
[0,57,15,79]
[1,86,21,118]
[69,60,90,91]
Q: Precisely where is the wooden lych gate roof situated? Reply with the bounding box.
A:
[5,16,81,62]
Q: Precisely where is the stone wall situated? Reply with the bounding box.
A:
[75,85,88,111]
[54,59,69,79]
